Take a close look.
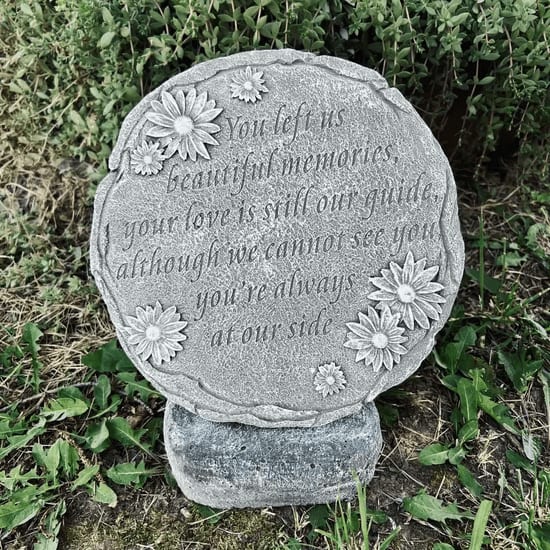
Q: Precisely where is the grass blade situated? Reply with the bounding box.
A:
[469,500,492,550]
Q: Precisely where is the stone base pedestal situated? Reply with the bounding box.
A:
[164,402,383,508]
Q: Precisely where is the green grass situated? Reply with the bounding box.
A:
[1,1,549,548]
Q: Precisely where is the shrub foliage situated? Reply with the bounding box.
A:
[1,0,548,177]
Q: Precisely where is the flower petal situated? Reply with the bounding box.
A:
[186,136,199,161]
[411,302,430,329]
[389,261,404,285]
[367,290,394,302]
[137,339,153,358]
[346,321,372,340]
[388,343,408,355]
[382,348,394,370]
[177,140,188,161]
[157,305,177,325]
[161,90,182,118]
[192,128,219,146]
[192,135,211,160]
[372,352,383,372]
[146,126,175,138]
[185,88,197,116]
[402,251,415,283]
[151,343,162,365]
[128,333,145,345]
[403,305,415,330]
[370,276,398,293]
[415,298,441,319]
[344,337,370,350]
[175,90,186,114]
[355,347,373,364]
[164,139,180,159]
[146,112,175,128]
[163,340,184,352]
[126,316,145,332]
[190,90,207,119]
[416,282,445,295]
[411,265,439,288]
[195,108,223,124]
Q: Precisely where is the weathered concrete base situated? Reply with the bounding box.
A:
[164,401,383,508]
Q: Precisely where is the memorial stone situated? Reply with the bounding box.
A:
[90,49,464,506]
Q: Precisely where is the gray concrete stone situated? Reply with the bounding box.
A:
[90,49,464,427]
[164,400,383,508]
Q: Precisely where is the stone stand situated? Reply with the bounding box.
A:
[164,402,383,508]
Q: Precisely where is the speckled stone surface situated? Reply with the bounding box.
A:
[90,49,464,427]
[164,399,382,508]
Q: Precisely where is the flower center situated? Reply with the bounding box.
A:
[325,375,335,386]
[173,115,194,136]
[397,284,416,303]
[243,81,254,91]
[372,332,388,349]
[145,325,162,341]
[143,154,153,165]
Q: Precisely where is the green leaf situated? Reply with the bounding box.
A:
[106,417,152,456]
[58,439,79,478]
[71,465,100,490]
[84,420,110,453]
[23,322,43,392]
[525,522,550,550]
[496,250,526,268]
[448,446,466,466]
[116,372,159,400]
[478,395,519,434]
[0,499,44,531]
[106,460,157,488]
[457,378,478,423]
[42,397,89,421]
[34,534,59,550]
[83,340,134,374]
[433,544,455,550]
[0,418,46,461]
[436,326,476,373]
[0,466,40,491]
[477,76,496,85]
[498,350,542,394]
[469,500,492,550]
[465,269,502,294]
[457,464,483,497]
[419,443,450,465]
[98,31,116,49]
[19,3,33,16]
[308,504,331,531]
[506,450,535,474]
[94,375,111,409]
[458,420,479,445]
[194,503,223,524]
[36,499,66,549]
[101,7,114,24]
[92,482,118,507]
[32,442,60,479]
[403,490,473,524]
[522,432,542,462]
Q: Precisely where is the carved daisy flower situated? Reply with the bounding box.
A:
[124,302,188,366]
[130,140,165,175]
[314,362,347,397]
[145,89,222,161]
[367,251,446,330]
[230,66,268,103]
[344,306,407,372]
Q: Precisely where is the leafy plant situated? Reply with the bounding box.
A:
[0,338,163,542]
[1,0,548,180]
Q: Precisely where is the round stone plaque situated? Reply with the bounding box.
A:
[90,49,464,428]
